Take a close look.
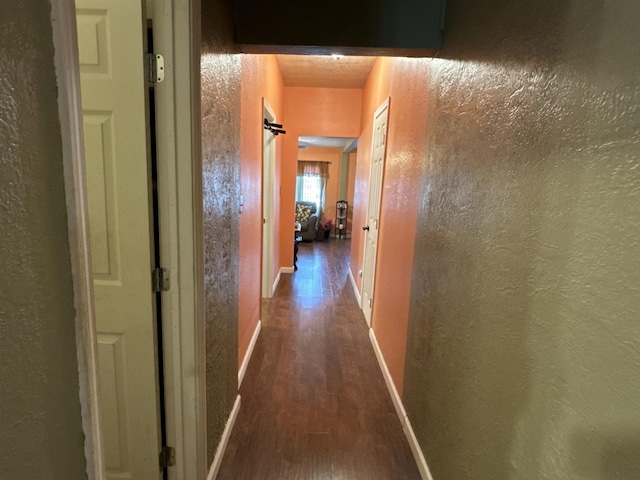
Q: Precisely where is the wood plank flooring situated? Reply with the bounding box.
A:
[217,239,421,479]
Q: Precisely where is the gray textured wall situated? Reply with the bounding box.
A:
[0,0,88,478]
[201,0,242,464]
[403,0,640,478]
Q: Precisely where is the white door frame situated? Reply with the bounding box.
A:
[153,0,205,478]
[51,2,105,477]
[361,98,390,327]
[51,0,204,479]
[262,100,277,298]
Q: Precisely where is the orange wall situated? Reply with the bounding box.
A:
[350,57,430,395]
[298,146,343,224]
[350,58,391,293]
[239,54,285,367]
[280,87,361,267]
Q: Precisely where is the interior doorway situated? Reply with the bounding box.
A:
[360,99,389,326]
[74,0,164,477]
[262,100,277,298]
[295,136,358,242]
[57,0,203,477]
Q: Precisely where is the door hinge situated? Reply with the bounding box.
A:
[159,445,176,469]
[369,297,373,309]
[145,53,165,84]
[152,267,170,293]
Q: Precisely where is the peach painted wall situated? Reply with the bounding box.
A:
[350,57,430,395]
[350,58,390,293]
[239,54,284,367]
[297,146,343,224]
[280,87,361,268]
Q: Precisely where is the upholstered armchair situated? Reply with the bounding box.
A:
[295,201,318,242]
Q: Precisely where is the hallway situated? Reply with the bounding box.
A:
[218,240,420,479]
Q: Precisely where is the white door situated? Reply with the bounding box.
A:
[76,1,162,479]
[261,100,277,297]
[361,99,389,326]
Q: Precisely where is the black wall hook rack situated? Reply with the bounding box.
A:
[264,118,286,136]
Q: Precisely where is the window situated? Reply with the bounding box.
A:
[300,175,321,210]
[296,161,328,216]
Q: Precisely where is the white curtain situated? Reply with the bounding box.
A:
[295,175,305,202]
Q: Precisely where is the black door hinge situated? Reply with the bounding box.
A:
[159,445,176,469]
[152,267,170,293]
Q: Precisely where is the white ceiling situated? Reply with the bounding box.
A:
[298,136,358,151]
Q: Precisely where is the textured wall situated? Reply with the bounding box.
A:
[0,0,87,478]
[201,0,241,463]
[403,0,640,478]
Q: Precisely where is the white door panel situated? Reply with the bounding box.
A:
[76,0,162,478]
[361,99,389,327]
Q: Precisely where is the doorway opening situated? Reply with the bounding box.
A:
[295,136,357,243]
[262,100,278,298]
[74,0,167,476]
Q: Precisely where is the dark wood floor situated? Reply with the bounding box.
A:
[217,239,421,479]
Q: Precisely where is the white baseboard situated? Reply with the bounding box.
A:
[238,320,261,388]
[272,269,281,295]
[207,394,241,480]
[369,329,433,480]
[271,267,295,296]
[348,267,361,306]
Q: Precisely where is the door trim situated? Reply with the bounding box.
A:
[153,0,205,478]
[51,1,105,478]
[261,100,277,298]
[361,98,390,327]
[51,0,203,478]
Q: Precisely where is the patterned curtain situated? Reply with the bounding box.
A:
[297,161,330,178]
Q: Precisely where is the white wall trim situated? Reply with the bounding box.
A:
[272,269,282,295]
[269,266,294,296]
[348,267,362,306]
[190,0,207,476]
[369,329,433,480]
[207,395,241,480]
[238,320,261,388]
[51,2,105,479]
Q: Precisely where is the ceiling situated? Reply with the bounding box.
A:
[298,136,358,151]
[276,54,371,149]
[275,54,376,89]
